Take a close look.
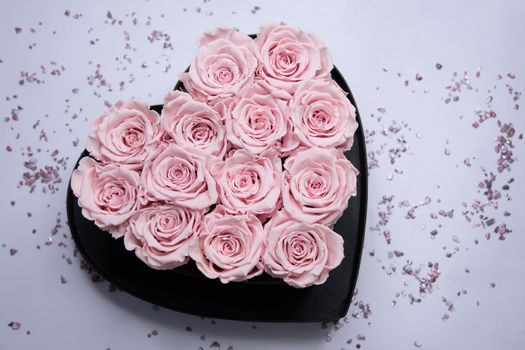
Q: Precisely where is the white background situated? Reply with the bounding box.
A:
[1,1,524,349]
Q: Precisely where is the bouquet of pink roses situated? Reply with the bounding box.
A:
[71,23,359,288]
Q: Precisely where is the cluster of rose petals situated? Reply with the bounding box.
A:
[124,204,204,270]
[161,91,227,158]
[211,149,282,219]
[191,206,264,283]
[72,24,359,288]
[282,147,358,225]
[140,143,217,208]
[71,157,141,238]
[86,100,160,169]
[263,211,344,287]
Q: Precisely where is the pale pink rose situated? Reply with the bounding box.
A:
[282,147,358,225]
[180,28,258,102]
[124,204,204,270]
[191,206,264,283]
[256,23,333,94]
[263,210,344,288]
[290,80,358,150]
[226,82,299,155]
[71,157,141,238]
[161,91,227,158]
[211,149,282,218]
[86,100,160,169]
[141,144,218,209]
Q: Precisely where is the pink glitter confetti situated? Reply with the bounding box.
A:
[8,322,21,330]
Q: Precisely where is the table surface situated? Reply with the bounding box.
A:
[1,1,524,349]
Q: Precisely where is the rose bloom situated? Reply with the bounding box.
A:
[226,83,299,155]
[211,149,282,218]
[282,147,358,225]
[86,100,160,169]
[290,79,358,150]
[180,28,258,102]
[71,157,141,238]
[256,23,333,94]
[161,90,227,158]
[263,211,344,288]
[191,206,264,283]
[124,204,204,270]
[141,144,217,209]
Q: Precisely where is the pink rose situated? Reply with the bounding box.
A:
[226,83,299,155]
[86,100,160,169]
[282,147,358,225]
[211,149,282,218]
[263,211,344,288]
[290,80,358,150]
[161,91,227,158]
[191,206,264,283]
[180,28,258,102]
[124,204,203,270]
[256,23,333,93]
[71,157,141,238]
[141,144,217,209]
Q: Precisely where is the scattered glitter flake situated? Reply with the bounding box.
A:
[8,321,21,330]
[444,71,472,104]
[436,63,443,70]
[251,6,261,14]
[60,275,68,284]
[369,195,397,247]
[87,63,113,97]
[507,73,516,79]
[185,326,192,332]
[147,30,174,50]
[444,148,451,156]
[403,196,432,220]
[210,341,221,349]
[9,248,18,256]
[414,341,422,348]
[402,261,440,296]
[15,27,22,34]
[393,250,404,257]
[351,300,372,319]
[377,107,386,113]
[490,282,496,288]
[415,73,423,81]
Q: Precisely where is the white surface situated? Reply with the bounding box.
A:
[1,1,524,349]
